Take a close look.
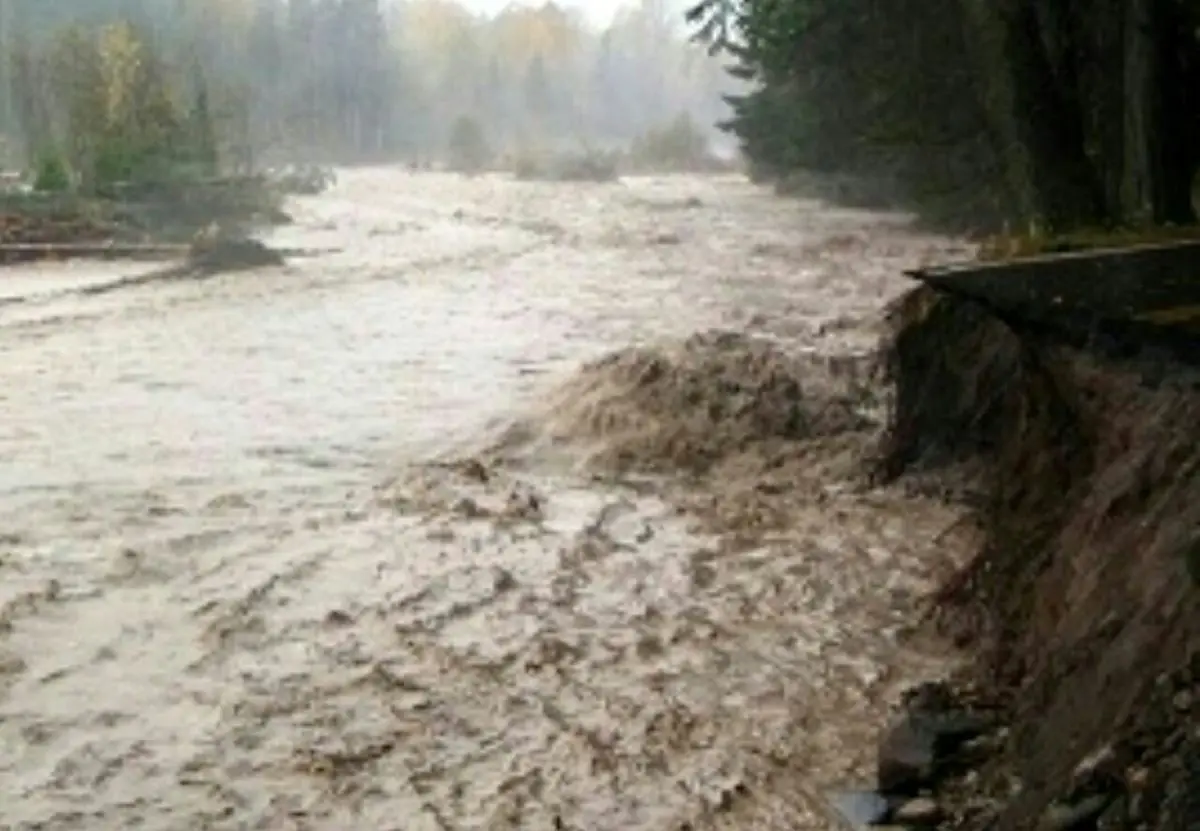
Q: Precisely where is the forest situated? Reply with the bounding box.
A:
[688,0,1200,232]
[0,0,733,179]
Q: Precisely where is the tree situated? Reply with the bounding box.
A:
[689,0,1200,231]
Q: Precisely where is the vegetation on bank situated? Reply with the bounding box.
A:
[9,21,224,194]
[687,0,1200,235]
[443,110,734,181]
[0,20,302,261]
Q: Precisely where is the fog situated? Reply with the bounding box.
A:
[0,0,740,169]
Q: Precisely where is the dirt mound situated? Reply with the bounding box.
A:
[876,285,1200,830]
[536,330,873,476]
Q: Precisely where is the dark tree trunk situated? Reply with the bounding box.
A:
[1120,0,1197,225]
[1078,1,1128,222]
[1154,0,1198,223]
[1003,0,1104,229]
[1123,0,1162,224]
[958,0,1104,230]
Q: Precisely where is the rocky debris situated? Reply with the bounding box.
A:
[847,654,1199,831]
[1039,794,1111,830]
[825,682,993,829]
[892,797,942,826]
[876,682,989,797]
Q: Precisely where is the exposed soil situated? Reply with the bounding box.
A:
[875,285,1200,831]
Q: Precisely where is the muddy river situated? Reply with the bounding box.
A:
[0,170,974,830]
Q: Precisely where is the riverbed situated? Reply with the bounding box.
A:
[0,170,972,830]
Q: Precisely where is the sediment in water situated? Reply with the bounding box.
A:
[531,330,874,475]
[482,330,887,539]
[877,285,1200,830]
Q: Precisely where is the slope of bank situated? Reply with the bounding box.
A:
[0,176,293,267]
[875,285,1199,830]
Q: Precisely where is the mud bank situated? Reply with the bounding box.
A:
[873,286,1200,830]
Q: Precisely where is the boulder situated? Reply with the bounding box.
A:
[891,797,943,825]
[877,711,988,796]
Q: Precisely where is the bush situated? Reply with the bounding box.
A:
[510,149,619,182]
[446,115,492,175]
[32,153,71,192]
[628,112,719,172]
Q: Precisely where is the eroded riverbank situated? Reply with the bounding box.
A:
[1,170,973,829]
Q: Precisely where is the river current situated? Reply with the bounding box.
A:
[0,170,972,830]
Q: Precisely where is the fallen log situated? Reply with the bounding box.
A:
[0,241,188,265]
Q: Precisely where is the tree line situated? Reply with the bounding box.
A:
[0,0,732,176]
[688,0,1200,232]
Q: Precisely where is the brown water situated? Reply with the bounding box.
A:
[0,170,974,830]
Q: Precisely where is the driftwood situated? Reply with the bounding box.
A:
[0,241,188,265]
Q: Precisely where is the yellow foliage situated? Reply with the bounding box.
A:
[96,23,145,127]
[492,3,580,63]
[401,0,478,56]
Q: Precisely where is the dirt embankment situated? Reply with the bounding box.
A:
[875,286,1200,830]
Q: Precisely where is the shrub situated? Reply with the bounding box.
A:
[629,112,716,172]
[446,115,492,175]
[32,153,71,192]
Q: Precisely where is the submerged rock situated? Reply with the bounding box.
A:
[1039,794,1112,831]
[826,789,891,828]
[877,710,988,796]
[891,796,942,825]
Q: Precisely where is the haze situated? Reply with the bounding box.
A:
[0,0,734,167]
[458,0,629,25]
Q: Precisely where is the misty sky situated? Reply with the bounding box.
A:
[455,1,682,26]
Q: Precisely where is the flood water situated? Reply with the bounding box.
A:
[0,170,973,830]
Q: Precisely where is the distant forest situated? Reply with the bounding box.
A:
[0,0,734,168]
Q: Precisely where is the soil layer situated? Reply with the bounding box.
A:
[877,285,1200,831]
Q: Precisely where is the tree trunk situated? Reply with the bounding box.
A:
[1075,1,1127,222]
[959,0,1103,230]
[1119,0,1195,226]
[1003,0,1103,229]
[1153,0,1197,224]
[1122,0,1160,225]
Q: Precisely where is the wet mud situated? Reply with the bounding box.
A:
[0,171,972,829]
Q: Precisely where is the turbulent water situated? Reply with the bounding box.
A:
[0,170,975,830]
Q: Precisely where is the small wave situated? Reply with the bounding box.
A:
[494,330,877,476]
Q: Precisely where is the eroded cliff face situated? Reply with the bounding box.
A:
[874,285,1200,831]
